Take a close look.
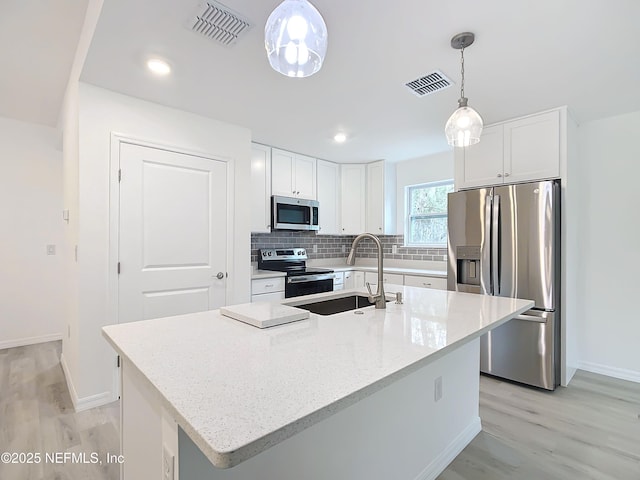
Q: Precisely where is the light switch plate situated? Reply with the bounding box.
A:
[162,445,174,480]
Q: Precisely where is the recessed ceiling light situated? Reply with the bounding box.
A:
[334,133,347,143]
[146,58,171,76]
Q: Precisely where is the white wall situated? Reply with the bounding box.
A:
[576,110,640,382]
[58,0,102,405]
[0,116,65,349]
[395,150,454,233]
[63,83,251,407]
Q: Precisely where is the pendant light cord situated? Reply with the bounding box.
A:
[460,47,465,99]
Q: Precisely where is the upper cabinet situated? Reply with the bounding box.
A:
[366,161,397,235]
[271,148,317,200]
[455,109,561,190]
[316,160,341,235]
[340,164,366,234]
[250,143,272,233]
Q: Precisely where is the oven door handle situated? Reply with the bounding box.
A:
[287,274,335,284]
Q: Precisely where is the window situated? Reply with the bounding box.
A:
[405,180,454,246]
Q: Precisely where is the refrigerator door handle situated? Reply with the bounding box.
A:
[514,312,549,323]
[483,196,493,295]
[492,194,501,295]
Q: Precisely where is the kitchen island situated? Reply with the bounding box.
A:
[103,286,532,480]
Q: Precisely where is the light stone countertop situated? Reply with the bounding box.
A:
[251,269,287,280]
[329,264,447,278]
[251,264,446,280]
[102,287,532,470]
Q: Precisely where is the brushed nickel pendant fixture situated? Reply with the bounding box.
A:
[265,0,328,78]
[445,32,483,147]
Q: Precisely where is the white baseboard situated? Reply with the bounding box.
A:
[60,353,79,410]
[60,353,115,412]
[578,361,640,384]
[0,333,62,351]
[414,417,482,480]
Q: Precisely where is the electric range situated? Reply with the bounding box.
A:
[257,248,334,298]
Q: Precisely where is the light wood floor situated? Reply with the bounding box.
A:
[439,371,640,480]
[0,341,119,480]
[1,342,638,479]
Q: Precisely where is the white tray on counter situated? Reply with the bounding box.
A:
[220,302,310,328]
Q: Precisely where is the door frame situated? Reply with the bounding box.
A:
[108,132,236,397]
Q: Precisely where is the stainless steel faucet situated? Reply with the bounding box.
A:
[346,233,386,309]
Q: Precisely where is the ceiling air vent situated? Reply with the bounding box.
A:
[188,1,253,47]
[405,70,452,97]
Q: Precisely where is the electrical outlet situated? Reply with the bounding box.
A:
[341,245,346,254]
[313,244,318,253]
[392,244,398,254]
[434,376,443,402]
[163,446,174,480]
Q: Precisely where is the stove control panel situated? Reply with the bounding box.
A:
[259,248,307,261]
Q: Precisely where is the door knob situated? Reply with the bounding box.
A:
[216,272,224,279]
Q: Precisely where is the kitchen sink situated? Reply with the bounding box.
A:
[292,294,393,316]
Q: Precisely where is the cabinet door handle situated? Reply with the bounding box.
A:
[504,172,510,177]
[497,173,503,178]
[265,284,274,288]
[423,282,432,286]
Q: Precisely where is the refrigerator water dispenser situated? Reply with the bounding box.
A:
[456,246,480,286]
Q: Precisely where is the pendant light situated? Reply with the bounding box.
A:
[445,32,483,147]
[265,0,328,78]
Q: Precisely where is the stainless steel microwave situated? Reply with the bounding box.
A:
[272,196,319,231]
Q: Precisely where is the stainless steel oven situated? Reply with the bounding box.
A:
[258,249,333,298]
[272,196,319,231]
[285,272,334,298]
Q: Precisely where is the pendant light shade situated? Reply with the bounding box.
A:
[445,98,483,147]
[445,32,483,147]
[265,0,328,78]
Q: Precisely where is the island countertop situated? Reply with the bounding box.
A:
[102,286,532,470]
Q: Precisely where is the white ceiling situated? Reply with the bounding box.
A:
[0,0,88,126]
[4,1,639,163]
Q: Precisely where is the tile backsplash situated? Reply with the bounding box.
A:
[251,232,447,263]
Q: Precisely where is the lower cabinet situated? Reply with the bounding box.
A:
[364,272,404,287]
[332,272,344,291]
[251,277,285,303]
[344,271,355,290]
[403,275,447,290]
[353,271,365,288]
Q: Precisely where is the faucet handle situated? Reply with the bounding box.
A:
[365,282,374,298]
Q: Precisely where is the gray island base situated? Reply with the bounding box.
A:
[103,286,532,480]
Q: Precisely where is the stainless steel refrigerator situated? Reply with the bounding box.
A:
[447,180,560,390]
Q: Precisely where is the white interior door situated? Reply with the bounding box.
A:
[118,142,228,323]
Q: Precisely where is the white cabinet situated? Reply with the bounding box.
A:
[340,164,366,234]
[344,270,355,289]
[250,143,272,233]
[332,271,344,291]
[317,160,341,234]
[353,271,365,288]
[455,109,561,190]
[455,125,504,189]
[403,274,447,290]
[366,161,396,234]
[504,110,560,184]
[364,272,404,287]
[251,277,285,303]
[271,148,317,200]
